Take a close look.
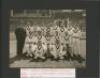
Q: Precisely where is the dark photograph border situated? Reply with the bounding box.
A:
[1,0,99,78]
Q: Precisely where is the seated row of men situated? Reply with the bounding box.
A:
[14,20,85,63]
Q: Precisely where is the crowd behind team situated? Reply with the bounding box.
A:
[18,19,85,63]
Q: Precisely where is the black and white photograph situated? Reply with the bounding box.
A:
[9,9,86,68]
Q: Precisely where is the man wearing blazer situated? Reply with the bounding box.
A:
[15,26,26,57]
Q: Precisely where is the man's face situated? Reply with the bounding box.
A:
[55,44,60,49]
[55,31,59,36]
[38,46,42,49]
[38,35,42,40]
[68,27,71,31]
[46,27,50,32]
[60,26,64,32]
[58,21,62,27]
[27,22,31,26]
[46,36,51,41]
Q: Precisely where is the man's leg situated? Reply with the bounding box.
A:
[17,41,22,56]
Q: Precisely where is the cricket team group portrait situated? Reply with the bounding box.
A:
[9,9,86,68]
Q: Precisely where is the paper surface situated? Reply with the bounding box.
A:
[21,68,75,78]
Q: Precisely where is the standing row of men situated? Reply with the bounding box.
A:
[15,20,85,62]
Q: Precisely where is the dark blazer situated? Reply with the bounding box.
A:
[15,27,26,56]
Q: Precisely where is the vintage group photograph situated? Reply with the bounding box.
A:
[9,9,86,68]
